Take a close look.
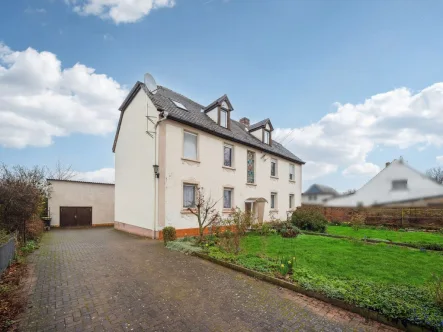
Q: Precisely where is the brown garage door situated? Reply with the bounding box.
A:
[60,207,92,227]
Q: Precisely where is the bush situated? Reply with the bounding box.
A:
[166,240,202,254]
[162,227,176,245]
[350,212,365,231]
[260,223,272,236]
[291,209,327,233]
[26,215,44,241]
[279,224,301,238]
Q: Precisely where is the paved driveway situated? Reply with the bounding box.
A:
[19,228,395,332]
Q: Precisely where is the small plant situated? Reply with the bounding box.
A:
[20,240,38,254]
[260,223,272,236]
[277,256,296,277]
[430,272,443,308]
[350,212,365,231]
[162,226,176,245]
[279,224,301,238]
[291,209,327,233]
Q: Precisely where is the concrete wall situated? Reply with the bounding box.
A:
[48,180,114,226]
[114,88,157,234]
[161,120,302,230]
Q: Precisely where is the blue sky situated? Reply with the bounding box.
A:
[1,0,443,191]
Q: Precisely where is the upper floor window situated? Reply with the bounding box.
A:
[183,131,197,160]
[220,109,228,128]
[271,158,277,177]
[264,130,270,144]
[289,164,295,181]
[224,144,233,167]
[183,184,197,208]
[392,179,408,191]
[247,151,255,184]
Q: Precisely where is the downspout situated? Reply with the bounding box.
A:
[153,111,168,239]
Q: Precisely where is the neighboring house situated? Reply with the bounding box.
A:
[301,184,339,205]
[325,159,443,207]
[48,179,115,227]
[113,78,304,238]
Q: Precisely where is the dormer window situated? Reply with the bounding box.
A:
[203,94,233,130]
[220,109,228,128]
[264,130,270,144]
[248,118,274,146]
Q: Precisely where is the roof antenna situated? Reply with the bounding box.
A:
[144,73,158,94]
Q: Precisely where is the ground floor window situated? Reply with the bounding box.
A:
[183,184,196,208]
[223,188,233,209]
[271,192,277,209]
[289,194,294,209]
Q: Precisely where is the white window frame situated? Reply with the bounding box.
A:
[271,192,277,210]
[220,109,228,128]
[289,194,294,209]
[183,131,198,160]
[183,184,197,208]
[223,143,234,167]
[271,158,278,177]
[289,164,295,181]
[264,130,270,144]
[223,188,233,209]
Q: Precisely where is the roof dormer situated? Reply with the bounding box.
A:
[248,119,274,145]
[204,95,233,129]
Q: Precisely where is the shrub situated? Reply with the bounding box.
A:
[291,209,327,233]
[260,223,272,236]
[350,212,365,231]
[279,224,301,238]
[26,215,44,241]
[166,240,202,254]
[162,226,176,245]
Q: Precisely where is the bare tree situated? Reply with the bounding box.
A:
[48,160,76,180]
[427,166,443,184]
[187,187,221,241]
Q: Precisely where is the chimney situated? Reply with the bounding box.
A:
[240,117,250,128]
[385,162,391,168]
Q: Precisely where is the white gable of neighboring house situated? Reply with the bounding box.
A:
[326,160,443,207]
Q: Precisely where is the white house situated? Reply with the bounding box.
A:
[301,184,339,205]
[325,160,443,207]
[112,78,304,238]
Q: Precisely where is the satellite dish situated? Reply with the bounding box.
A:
[144,73,157,93]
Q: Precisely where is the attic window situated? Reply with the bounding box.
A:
[171,100,187,110]
[264,130,270,144]
[392,179,408,191]
[220,109,228,128]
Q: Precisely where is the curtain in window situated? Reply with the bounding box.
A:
[183,185,196,207]
[223,189,232,209]
[184,132,197,159]
[224,145,232,167]
[247,151,255,183]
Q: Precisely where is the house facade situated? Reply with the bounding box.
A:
[301,184,338,205]
[325,159,443,207]
[113,79,304,238]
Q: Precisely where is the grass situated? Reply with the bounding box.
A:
[327,225,443,246]
[208,234,443,329]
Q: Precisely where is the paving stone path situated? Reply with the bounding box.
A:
[18,228,396,332]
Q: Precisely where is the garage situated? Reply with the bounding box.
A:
[60,207,92,227]
[48,179,114,228]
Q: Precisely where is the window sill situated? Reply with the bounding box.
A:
[181,158,200,164]
[289,180,296,183]
[270,176,279,180]
[181,209,197,214]
[246,183,257,186]
[223,208,235,214]
[222,166,236,171]
[270,209,279,213]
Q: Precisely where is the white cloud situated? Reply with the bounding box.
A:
[0,43,127,148]
[25,7,47,14]
[437,156,443,165]
[303,161,338,181]
[67,0,175,24]
[73,168,115,183]
[342,163,380,177]
[275,83,443,180]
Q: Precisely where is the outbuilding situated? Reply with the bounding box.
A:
[47,179,115,227]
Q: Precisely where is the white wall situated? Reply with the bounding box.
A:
[326,160,443,207]
[48,180,114,226]
[162,121,302,229]
[251,128,263,141]
[302,193,334,205]
[114,88,156,230]
[207,108,217,123]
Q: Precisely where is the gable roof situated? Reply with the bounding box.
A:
[113,82,304,164]
[203,94,233,112]
[249,118,274,132]
[303,184,339,196]
[325,160,443,207]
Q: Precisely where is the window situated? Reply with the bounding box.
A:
[392,179,408,190]
[308,195,317,201]
[183,184,196,208]
[247,151,255,184]
[224,144,233,167]
[271,192,277,209]
[220,109,228,128]
[271,158,277,177]
[183,131,197,160]
[289,164,295,181]
[171,100,187,110]
[289,194,294,209]
[223,188,233,209]
[264,130,270,144]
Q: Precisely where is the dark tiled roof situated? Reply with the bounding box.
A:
[303,184,338,195]
[203,94,233,112]
[47,179,115,185]
[114,82,304,164]
[249,118,273,132]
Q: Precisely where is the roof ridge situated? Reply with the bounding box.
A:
[157,85,205,109]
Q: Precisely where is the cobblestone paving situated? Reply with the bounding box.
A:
[18,228,397,332]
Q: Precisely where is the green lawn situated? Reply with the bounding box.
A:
[327,225,443,246]
[208,234,443,329]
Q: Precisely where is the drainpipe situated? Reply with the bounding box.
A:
[152,111,169,239]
